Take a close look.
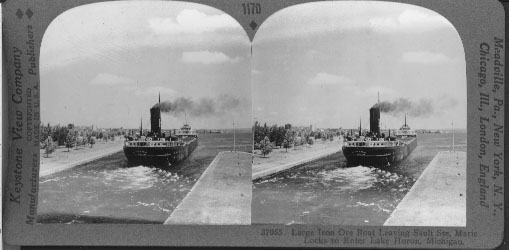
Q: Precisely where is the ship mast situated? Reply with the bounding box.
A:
[159,92,161,136]
[359,117,361,136]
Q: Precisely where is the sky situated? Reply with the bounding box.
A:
[41,1,251,130]
[40,1,466,130]
[252,1,466,130]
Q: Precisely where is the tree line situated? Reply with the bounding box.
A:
[39,122,123,157]
[253,121,338,157]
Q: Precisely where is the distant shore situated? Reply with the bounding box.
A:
[252,137,343,180]
[39,136,124,178]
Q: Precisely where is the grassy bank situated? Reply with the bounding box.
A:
[40,136,124,177]
[252,137,343,180]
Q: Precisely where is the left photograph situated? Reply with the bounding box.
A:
[38,1,252,224]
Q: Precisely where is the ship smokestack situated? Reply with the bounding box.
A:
[369,106,380,136]
[150,105,161,137]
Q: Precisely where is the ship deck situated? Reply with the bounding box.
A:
[342,137,417,166]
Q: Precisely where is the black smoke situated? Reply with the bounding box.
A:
[372,98,434,117]
[153,94,241,117]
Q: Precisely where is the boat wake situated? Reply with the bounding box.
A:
[316,166,377,191]
[99,166,192,191]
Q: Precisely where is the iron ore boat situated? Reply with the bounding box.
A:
[123,96,198,166]
[342,103,417,167]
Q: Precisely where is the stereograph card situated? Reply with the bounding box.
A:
[1,0,505,248]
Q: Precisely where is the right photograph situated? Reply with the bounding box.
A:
[251,2,466,226]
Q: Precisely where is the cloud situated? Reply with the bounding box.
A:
[365,86,397,98]
[182,50,241,64]
[89,73,136,86]
[253,2,456,43]
[369,9,452,33]
[148,9,239,35]
[401,51,453,64]
[307,72,354,86]
[40,3,248,72]
[306,50,327,58]
[124,85,179,97]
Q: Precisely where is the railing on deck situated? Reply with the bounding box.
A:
[124,140,186,147]
[344,140,401,147]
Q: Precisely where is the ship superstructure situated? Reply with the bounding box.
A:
[395,115,417,137]
[342,102,417,167]
[123,95,198,166]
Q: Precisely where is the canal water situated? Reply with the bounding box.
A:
[37,132,252,224]
[252,132,467,225]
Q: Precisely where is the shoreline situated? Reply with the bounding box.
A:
[252,138,343,180]
[40,138,124,178]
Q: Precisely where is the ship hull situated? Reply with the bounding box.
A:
[123,138,198,166]
[342,138,417,167]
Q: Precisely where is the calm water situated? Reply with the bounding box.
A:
[37,132,252,224]
[252,132,467,225]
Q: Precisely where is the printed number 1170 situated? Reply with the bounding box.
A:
[242,3,261,15]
